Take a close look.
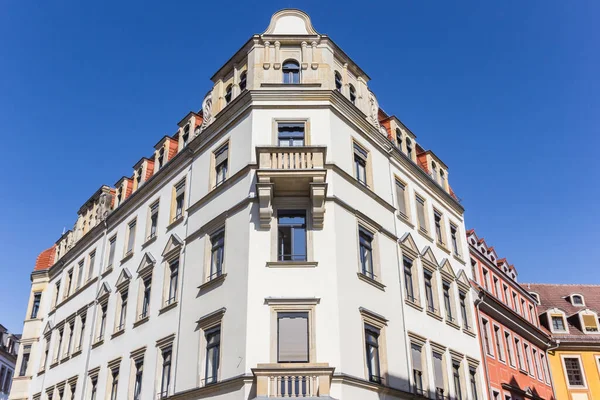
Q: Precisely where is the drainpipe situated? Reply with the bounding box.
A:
[545,340,560,400]
[474,290,492,400]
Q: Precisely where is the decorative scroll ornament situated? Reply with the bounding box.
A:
[368,91,380,128]
[200,92,213,131]
[96,192,112,224]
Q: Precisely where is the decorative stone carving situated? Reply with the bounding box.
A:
[96,192,112,224]
[368,91,379,128]
[310,180,327,230]
[200,92,213,131]
[256,181,274,229]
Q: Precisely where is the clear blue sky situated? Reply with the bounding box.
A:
[1,0,598,333]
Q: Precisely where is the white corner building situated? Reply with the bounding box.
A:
[10,9,485,400]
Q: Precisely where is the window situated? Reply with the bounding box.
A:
[512,293,518,313]
[533,348,541,379]
[109,367,119,400]
[353,143,368,186]
[89,376,98,400]
[524,343,533,373]
[133,359,143,400]
[214,144,228,187]
[276,312,309,363]
[54,280,61,307]
[494,326,504,361]
[159,347,172,398]
[77,315,86,351]
[572,295,584,305]
[282,60,300,84]
[541,353,550,383]
[521,299,527,319]
[141,277,151,319]
[564,357,585,387]
[493,277,500,298]
[117,291,127,331]
[404,257,416,302]
[239,71,247,91]
[482,319,492,355]
[358,227,374,279]
[126,219,136,256]
[406,137,413,159]
[503,285,509,306]
[440,169,445,187]
[2,369,12,394]
[582,314,598,332]
[482,269,490,291]
[395,179,408,218]
[76,260,84,289]
[434,210,444,245]
[167,258,179,305]
[349,84,356,104]
[65,269,73,298]
[450,223,460,256]
[157,147,164,169]
[277,123,305,147]
[19,345,31,376]
[107,236,116,269]
[205,326,221,384]
[365,324,381,383]
[136,167,143,187]
[278,211,306,261]
[395,128,402,149]
[88,251,96,281]
[224,84,232,104]
[424,270,435,313]
[334,71,342,91]
[98,304,107,341]
[529,305,536,325]
[443,282,454,321]
[66,321,74,357]
[433,351,445,399]
[459,291,469,329]
[411,344,425,395]
[505,332,515,367]
[41,338,49,370]
[174,180,185,220]
[452,361,462,400]
[515,338,524,370]
[431,161,438,182]
[552,315,566,331]
[182,125,189,147]
[210,230,225,278]
[415,195,427,233]
[148,202,159,240]
[469,367,479,400]
[31,292,41,319]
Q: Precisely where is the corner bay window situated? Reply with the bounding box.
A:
[278,312,309,363]
[210,230,225,278]
[205,327,221,384]
[358,227,374,278]
[31,292,41,319]
[282,60,300,84]
[277,123,305,147]
[353,143,368,186]
[278,211,307,261]
[364,324,381,384]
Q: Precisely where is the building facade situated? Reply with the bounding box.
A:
[10,9,485,400]
[0,325,20,400]
[525,284,600,400]
[468,231,555,400]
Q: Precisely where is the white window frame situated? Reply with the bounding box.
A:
[561,354,588,389]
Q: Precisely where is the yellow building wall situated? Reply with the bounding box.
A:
[548,350,600,400]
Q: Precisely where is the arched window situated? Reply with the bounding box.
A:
[572,295,584,306]
[395,128,402,149]
[406,138,413,159]
[349,84,356,104]
[431,161,438,182]
[225,84,233,104]
[440,169,445,186]
[239,71,247,92]
[334,71,342,92]
[282,60,300,84]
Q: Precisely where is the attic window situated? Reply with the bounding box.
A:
[431,161,438,182]
[470,238,476,245]
[225,84,233,104]
[158,148,165,168]
[490,255,495,261]
[572,295,584,306]
[395,129,402,149]
[182,126,190,147]
[551,315,567,332]
[334,71,342,92]
[136,167,143,185]
[239,71,247,92]
[406,138,413,159]
[582,314,599,333]
[349,84,356,104]
[283,60,300,84]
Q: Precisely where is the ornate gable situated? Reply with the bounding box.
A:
[43,321,54,336]
[456,269,471,290]
[116,268,132,290]
[162,234,183,258]
[420,246,438,269]
[439,258,456,281]
[399,232,419,258]
[137,253,156,276]
[96,282,111,300]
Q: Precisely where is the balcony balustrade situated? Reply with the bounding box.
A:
[252,363,335,398]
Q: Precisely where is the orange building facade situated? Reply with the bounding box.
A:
[468,230,555,400]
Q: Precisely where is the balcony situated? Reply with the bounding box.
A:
[252,363,335,398]
[256,146,327,229]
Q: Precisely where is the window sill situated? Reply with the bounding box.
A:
[91,340,104,349]
[71,349,82,358]
[418,229,434,243]
[60,355,70,363]
[101,266,113,278]
[120,252,134,264]
[463,328,477,338]
[396,212,415,228]
[445,319,461,330]
[24,317,43,323]
[198,273,227,291]
[405,298,423,311]
[167,216,184,231]
[453,254,466,265]
[266,261,318,268]
[133,316,149,329]
[436,242,451,254]
[142,235,158,248]
[260,82,322,88]
[357,272,386,291]
[49,361,59,370]
[518,368,529,375]
[426,310,443,321]
[111,329,125,339]
[159,301,178,315]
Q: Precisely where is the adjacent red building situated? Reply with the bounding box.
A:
[468,230,555,400]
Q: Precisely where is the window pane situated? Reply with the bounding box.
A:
[277,212,306,261]
[278,312,309,362]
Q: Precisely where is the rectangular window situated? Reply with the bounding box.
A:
[214,144,228,187]
[533,348,541,379]
[582,315,598,332]
[109,368,119,400]
[541,353,550,383]
[505,332,515,366]
[493,277,500,298]
[353,143,368,185]
[19,345,31,376]
[66,321,74,357]
[141,277,151,319]
[149,202,159,240]
[552,316,566,331]
[277,313,308,363]
[0,366,6,392]
[167,258,179,305]
[107,236,116,268]
[77,315,86,352]
[433,351,445,399]
[482,269,490,291]
[459,291,469,330]
[450,223,460,256]
[88,251,96,281]
[98,304,107,341]
[529,306,536,326]
[524,343,533,373]
[415,195,427,233]
[453,361,462,400]
[278,123,305,147]
[411,344,425,396]
[358,227,374,279]
[126,219,136,256]
[365,324,381,384]
[278,211,307,261]
[160,347,172,398]
[90,376,98,400]
[76,260,85,289]
[31,292,41,319]
[564,357,584,387]
[210,230,225,279]
[434,210,444,245]
[443,282,453,322]
[515,338,524,370]
[205,326,221,384]
[503,285,509,306]
[174,180,186,220]
[494,326,505,361]
[54,280,61,307]
[512,293,519,313]
[521,299,527,319]
[117,291,127,331]
[404,257,415,302]
[395,180,408,218]
[424,270,435,313]
[133,359,143,400]
[469,367,479,400]
[65,269,73,298]
[482,319,492,355]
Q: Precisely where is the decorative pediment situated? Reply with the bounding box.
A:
[137,253,156,276]
[439,258,456,281]
[96,282,111,300]
[399,233,419,258]
[162,234,183,258]
[43,321,54,335]
[420,246,439,269]
[116,268,132,290]
[456,269,471,290]
[262,9,319,36]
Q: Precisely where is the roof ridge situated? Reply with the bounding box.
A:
[525,283,600,287]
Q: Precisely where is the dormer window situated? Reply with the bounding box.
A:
[349,84,356,104]
[225,84,233,104]
[283,60,300,84]
[117,186,123,204]
[551,314,567,332]
[439,169,445,187]
[406,138,413,159]
[334,71,342,92]
[431,161,438,182]
[530,292,540,305]
[158,148,165,168]
[136,167,143,186]
[182,126,189,147]
[395,129,402,149]
[239,71,247,92]
[571,295,584,306]
[581,313,599,333]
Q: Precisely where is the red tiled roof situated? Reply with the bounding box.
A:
[34,245,56,271]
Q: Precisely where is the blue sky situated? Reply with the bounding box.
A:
[1,0,598,333]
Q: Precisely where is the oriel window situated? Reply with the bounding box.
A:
[282,60,300,84]
[278,211,307,262]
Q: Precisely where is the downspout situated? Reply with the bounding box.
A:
[474,290,492,400]
[79,220,109,398]
[545,340,560,400]
[387,146,414,393]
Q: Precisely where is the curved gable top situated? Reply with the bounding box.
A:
[263,9,319,36]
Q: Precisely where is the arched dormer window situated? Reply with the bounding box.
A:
[548,309,568,333]
[571,294,585,306]
[395,129,402,149]
[239,71,247,92]
[349,84,356,104]
[580,310,599,333]
[334,71,342,92]
[283,60,300,84]
[530,292,540,305]
[225,84,233,104]
[182,125,190,147]
[431,161,438,182]
[406,138,413,159]
[440,169,445,186]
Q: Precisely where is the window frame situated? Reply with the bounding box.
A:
[395,177,410,220]
[561,354,587,389]
[282,59,300,84]
[277,210,307,262]
[213,142,229,188]
[267,299,317,364]
[415,194,429,234]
